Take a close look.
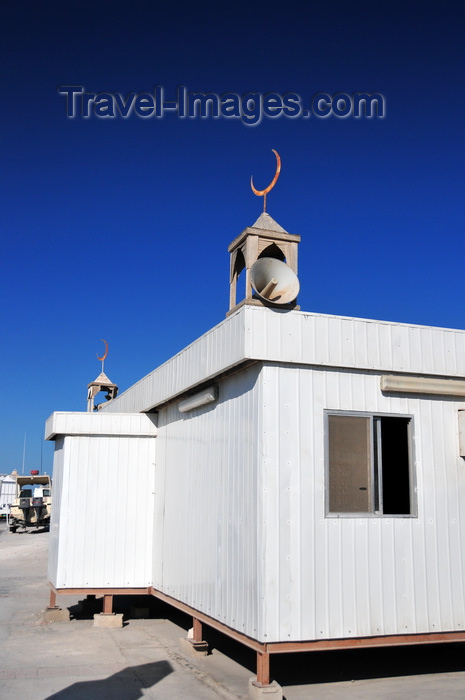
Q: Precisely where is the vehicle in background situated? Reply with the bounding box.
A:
[9,471,52,533]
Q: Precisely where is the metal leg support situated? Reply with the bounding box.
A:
[103,594,113,614]
[256,651,270,686]
[189,617,209,652]
[42,588,70,622]
[249,651,283,697]
[192,618,203,643]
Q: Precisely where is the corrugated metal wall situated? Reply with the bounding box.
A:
[48,436,64,584]
[49,434,156,588]
[103,307,465,416]
[246,307,465,376]
[153,364,263,640]
[260,363,465,642]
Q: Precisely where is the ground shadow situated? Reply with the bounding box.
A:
[27,526,49,534]
[68,594,169,621]
[271,642,465,687]
[44,660,173,699]
[7,525,49,535]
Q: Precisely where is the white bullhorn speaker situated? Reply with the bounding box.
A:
[250,257,300,305]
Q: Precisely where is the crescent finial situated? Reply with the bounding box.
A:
[97,339,108,362]
[250,149,281,213]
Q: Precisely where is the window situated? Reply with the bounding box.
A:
[326,412,414,516]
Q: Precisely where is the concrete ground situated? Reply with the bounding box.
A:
[1,522,465,699]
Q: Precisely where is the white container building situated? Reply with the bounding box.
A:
[45,212,465,689]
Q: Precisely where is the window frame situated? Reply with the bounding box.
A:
[324,410,417,518]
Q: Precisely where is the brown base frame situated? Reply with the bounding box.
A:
[49,583,465,687]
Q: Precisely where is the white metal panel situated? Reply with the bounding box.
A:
[260,363,465,642]
[50,434,156,588]
[45,411,157,440]
[48,437,64,585]
[246,308,465,376]
[101,306,465,416]
[153,364,262,640]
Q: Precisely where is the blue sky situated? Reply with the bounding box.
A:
[2,0,465,473]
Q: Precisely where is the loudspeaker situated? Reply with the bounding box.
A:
[250,257,300,305]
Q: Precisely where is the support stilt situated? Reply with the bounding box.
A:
[93,593,122,627]
[179,616,209,656]
[249,652,283,698]
[257,651,270,686]
[192,617,203,643]
[102,594,113,615]
[42,588,70,622]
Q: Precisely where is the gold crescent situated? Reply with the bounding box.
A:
[251,149,281,197]
[97,339,108,362]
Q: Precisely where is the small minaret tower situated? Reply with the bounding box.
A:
[87,339,118,412]
[227,150,301,315]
